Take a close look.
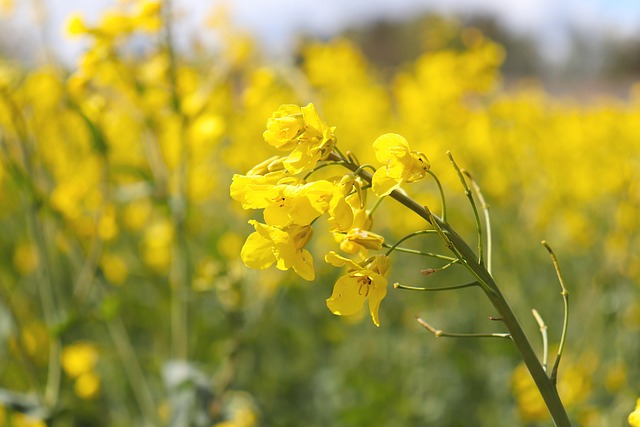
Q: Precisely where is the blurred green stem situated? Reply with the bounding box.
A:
[0,280,43,398]
[164,0,191,361]
[1,88,62,410]
[329,151,571,427]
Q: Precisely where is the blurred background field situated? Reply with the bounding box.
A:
[0,1,639,426]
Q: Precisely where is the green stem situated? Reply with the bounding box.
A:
[380,243,456,261]
[447,152,483,265]
[329,151,571,426]
[394,281,478,292]
[164,0,191,361]
[463,170,492,275]
[427,170,447,222]
[416,317,511,339]
[532,308,549,373]
[384,230,438,257]
[542,241,569,386]
[102,284,159,426]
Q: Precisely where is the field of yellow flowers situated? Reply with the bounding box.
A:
[0,1,639,426]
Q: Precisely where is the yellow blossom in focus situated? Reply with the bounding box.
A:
[263,104,305,150]
[241,220,315,281]
[62,342,99,378]
[371,133,430,197]
[325,251,390,326]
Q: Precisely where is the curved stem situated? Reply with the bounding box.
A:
[416,317,511,339]
[380,243,456,261]
[542,240,570,386]
[447,152,483,265]
[427,170,447,222]
[395,281,478,292]
[329,151,572,426]
[463,170,492,275]
[384,230,438,257]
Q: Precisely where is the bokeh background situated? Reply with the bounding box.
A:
[0,0,639,426]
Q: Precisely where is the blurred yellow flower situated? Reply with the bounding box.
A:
[65,13,87,37]
[101,252,129,285]
[630,398,640,427]
[74,372,101,400]
[62,342,99,378]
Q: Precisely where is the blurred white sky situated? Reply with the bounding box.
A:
[4,0,640,63]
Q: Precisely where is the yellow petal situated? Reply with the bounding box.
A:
[372,133,410,164]
[326,275,365,316]
[371,168,400,197]
[240,232,275,269]
[292,248,315,281]
[324,251,361,271]
[367,273,388,326]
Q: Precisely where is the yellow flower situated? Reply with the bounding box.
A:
[62,342,99,378]
[231,174,334,227]
[629,398,640,427]
[241,220,315,281]
[325,251,390,326]
[263,104,305,150]
[262,103,336,174]
[371,133,429,197]
[284,103,336,174]
[334,209,373,255]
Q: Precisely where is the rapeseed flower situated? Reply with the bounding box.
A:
[371,133,430,197]
[325,251,390,326]
[241,220,315,281]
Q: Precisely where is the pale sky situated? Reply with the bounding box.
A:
[3,0,640,64]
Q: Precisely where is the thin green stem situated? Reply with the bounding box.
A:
[164,0,191,361]
[303,160,345,180]
[463,170,492,275]
[333,146,348,162]
[395,280,478,292]
[384,230,438,257]
[416,317,511,339]
[353,164,377,176]
[427,170,447,222]
[532,308,549,373]
[542,241,570,386]
[367,195,385,216]
[329,151,571,426]
[0,279,44,398]
[447,152,483,265]
[380,243,456,261]
[102,283,159,426]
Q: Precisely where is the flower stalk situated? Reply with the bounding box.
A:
[328,150,572,427]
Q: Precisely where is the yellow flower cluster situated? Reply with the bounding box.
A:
[231,103,432,326]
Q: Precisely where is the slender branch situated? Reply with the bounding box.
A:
[463,170,492,274]
[427,170,447,222]
[303,160,345,180]
[395,281,478,292]
[0,279,44,398]
[541,240,570,386]
[380,243,456,261]
[367,195,385,216]
[416,317,511,339]
[384,230,438,257]
[532,308,549,373]
[447,152,483,264]
[328,150,571,426]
